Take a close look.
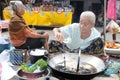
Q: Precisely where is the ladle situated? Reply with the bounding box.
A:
[62,43,66,69]
[76,49,81,72]
[57,37,71,69]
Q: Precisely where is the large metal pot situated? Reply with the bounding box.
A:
[48,53,106,80]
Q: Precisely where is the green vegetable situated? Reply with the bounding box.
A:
[20,63,37,72]
[20,59,47,72]
[35,59,47,70]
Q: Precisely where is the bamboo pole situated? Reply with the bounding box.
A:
[103,0,106,54]
[104,0,106,42]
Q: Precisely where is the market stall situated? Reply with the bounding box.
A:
[3,0,73,27]
[3,10,72,26]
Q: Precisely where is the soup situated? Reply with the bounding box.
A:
[55,60,97,74]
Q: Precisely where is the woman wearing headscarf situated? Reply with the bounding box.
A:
[9,1,49,50]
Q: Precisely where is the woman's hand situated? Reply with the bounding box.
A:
[55,32,64,43]
[53,28,64,43]
[102,53,109,62]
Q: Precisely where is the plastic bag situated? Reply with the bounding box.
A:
[104,60,120,76]
[107,20,120,34]
[0,37,10,53]
[0,50,16,80]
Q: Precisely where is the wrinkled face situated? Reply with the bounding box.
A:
[79,16,93,31]
[16,4,25,15]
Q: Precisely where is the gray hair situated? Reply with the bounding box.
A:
[80,11,96,24]
[11,1,23,12]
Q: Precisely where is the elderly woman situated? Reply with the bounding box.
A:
[8,1,49,50]
[50,11,104,54]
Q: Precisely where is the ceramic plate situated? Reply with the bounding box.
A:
[105,48,120,54]
[105,43,120,54]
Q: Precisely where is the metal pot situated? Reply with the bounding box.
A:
[47,53,106,80]
[16,68,51,80]
[29,49,48,64]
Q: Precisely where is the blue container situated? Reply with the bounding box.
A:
[0,43,10,53]
[0,38,10,53]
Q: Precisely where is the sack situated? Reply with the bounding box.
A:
[104,60,120,76]
[9,49,24,65]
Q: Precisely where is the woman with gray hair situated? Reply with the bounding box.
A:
[50,11,108,60]
[8,1,49,50]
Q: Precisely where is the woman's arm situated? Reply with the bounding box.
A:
[24,27,49,39]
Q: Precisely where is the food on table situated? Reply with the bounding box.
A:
[105,41,120,49]
[20,59,47,73]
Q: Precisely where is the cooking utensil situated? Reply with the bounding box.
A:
[76,49,81,72]
[48,53,106,80]
[62,43,66,70]
[29,49,48,64]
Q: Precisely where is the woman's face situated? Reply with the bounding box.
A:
[16,4,25,15]
[79,16,93,31]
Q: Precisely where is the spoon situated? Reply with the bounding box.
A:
[62,43,66,70]
[76,49,81,72]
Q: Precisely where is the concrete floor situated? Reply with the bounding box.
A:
[1,26,120,42]
[1,27,120,80]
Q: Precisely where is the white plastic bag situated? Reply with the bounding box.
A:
[0,50,16,80]
[0,37,8,44]
[107,20,120,34]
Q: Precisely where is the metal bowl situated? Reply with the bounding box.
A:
[16,68,50,80]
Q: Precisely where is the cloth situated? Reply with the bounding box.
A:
[49,37,104,54]
[59,23,101,50]
[107,0,117,20]
[8,14,45,47]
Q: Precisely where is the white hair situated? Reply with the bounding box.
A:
[80,11,96,24]
[11,1,23,12]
